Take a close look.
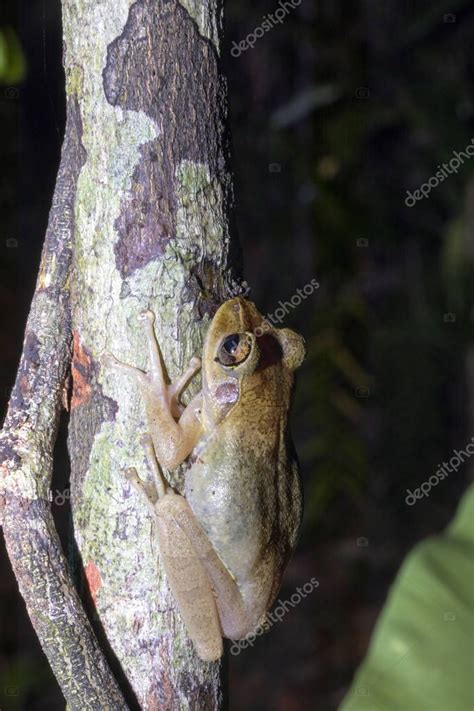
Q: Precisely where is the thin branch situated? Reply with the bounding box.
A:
[0,97,128,710]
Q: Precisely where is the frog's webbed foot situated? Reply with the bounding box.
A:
[123,467,157,515]
[102,310,201,419]
[123,434,170,506]
[139,433,168,499]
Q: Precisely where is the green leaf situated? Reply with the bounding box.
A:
[0,28,26,84]
[339,484,474,711]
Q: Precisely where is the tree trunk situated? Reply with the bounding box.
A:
[1,0,241,708]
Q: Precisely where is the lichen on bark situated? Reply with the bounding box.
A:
[177,0,223,51]
[0,91,129,709]
[2,0,241,706]
[66,0,240,708]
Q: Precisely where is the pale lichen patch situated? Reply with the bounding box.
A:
[177,0,222,52]
[61,0,230,704]
[175,160,227,257]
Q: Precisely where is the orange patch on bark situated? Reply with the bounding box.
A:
[71,331,92,409]
[84,560,102,605]
[19,374,30,397]
[146,690,160,711]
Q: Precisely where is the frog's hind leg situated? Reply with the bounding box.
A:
[154,492,224,661]
[127,436,224,662]
[140,434,167,499]
[138,439,254,642]
[169,503,255,641]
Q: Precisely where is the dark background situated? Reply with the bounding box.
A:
[1,1,474,709]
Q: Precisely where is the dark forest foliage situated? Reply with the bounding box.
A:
[1,1,473,709]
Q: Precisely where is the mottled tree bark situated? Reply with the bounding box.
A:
[1,0,241,709]
[0,94,128,710]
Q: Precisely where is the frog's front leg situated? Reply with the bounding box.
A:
[102,310,203,469]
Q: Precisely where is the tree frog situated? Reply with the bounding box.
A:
[102,297,305,661]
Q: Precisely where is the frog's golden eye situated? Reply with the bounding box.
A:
[216,333,252,367]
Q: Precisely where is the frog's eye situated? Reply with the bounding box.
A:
[216,333,252,367]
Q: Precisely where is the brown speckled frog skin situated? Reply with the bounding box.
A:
[102,298,305,661]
